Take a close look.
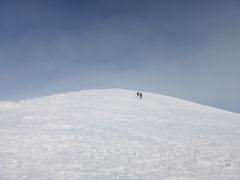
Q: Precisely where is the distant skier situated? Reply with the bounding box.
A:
[139,92,142,99]
[136,92,140,97]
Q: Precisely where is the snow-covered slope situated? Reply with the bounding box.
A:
[0,89,240,180]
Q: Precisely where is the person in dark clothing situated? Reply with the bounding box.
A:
[136,92,140,97]
[139,92,142,99]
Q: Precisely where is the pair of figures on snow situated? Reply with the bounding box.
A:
[136,92,143,99]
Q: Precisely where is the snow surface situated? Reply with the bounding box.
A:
[0,89,240,180]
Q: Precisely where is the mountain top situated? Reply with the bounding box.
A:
[0,89,240,179]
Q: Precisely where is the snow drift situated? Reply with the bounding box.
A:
[0,89,240,180]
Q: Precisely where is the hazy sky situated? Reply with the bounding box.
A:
[0,0,240,113]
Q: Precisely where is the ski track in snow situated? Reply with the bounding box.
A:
[0,89,240,180]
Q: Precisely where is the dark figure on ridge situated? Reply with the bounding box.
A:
[136,92,140,97]
[139,92,142,99]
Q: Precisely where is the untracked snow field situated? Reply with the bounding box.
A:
[0,89,240,180]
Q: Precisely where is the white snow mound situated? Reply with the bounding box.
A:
[0,89,240,180]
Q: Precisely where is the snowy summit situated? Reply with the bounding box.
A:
[0,89,240,179]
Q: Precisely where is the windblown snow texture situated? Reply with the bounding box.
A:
[0,89,240,179]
